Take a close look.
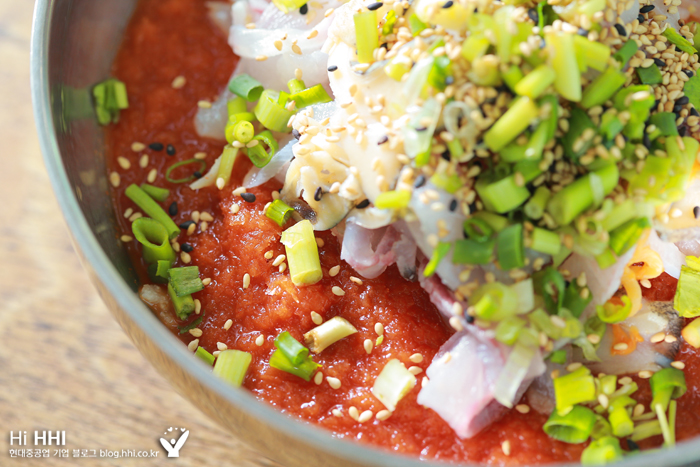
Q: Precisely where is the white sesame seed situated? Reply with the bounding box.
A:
[515,404,530,414]
[613,343,629,351]
[650,332,666,343]
[358,410,373,423]
[638,370,653,379]
[364,339,373,354]
[349,406,360,420]
[316,237,325,248]
[408,366,423,375]
[181,252,192,264]
[243,273,251,289]
[123,208,133,218]
[332,409,343,417]
[120,235,133,243]
[421,376,429,388]
[349,276,363,285]
[671,361,685,370]
[329,265,341,277]
[172,76,186,89]
[213,351,221,357]
[147,168,157,183]
[194,299,202,315]
[202,278,212,286]
[665,335,678,343]
[376,410,391,421]
[449,316,463,331]
[272,254,286,267]
[327,377,341,389]
[200,211,214,222]
[501,440,511,456]
[409,353,423,364]
[375,323,384,336]
[139,154,149,168]
[217,342,228,351]
[332,286,345,296]
[279,263,287,273]
[117,156,131,170]
[197,100,212,109]
[255,335,265,346]
[224,319,233,330]
[598,394,609,409]
[314,371,324,385]
[264,250,274,260]
[109,172,120,188]
[566,362,583,372]
[619,376,633,385]
[187,339,199,352]
[189,328,203,338]
[131,142,146,152]
[194,151,207,159]
[311,311,323,325]
[230,203,240,214]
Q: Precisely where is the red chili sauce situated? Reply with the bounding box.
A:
[106,0,700,463]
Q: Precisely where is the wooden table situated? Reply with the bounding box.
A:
[0,3,276,465]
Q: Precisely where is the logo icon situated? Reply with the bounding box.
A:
[159,427,189,458]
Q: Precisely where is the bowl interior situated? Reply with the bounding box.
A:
[29,1,700,467]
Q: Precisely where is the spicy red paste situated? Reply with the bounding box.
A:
[106,0,700,463]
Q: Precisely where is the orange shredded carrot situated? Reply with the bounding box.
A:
[610,324,644,356]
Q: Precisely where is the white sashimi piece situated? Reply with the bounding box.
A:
[340,222,400,279]
[493,344,546,408]
[417,330,510,439]
[526,357,567,414]
[647,229,686,278]
[560,246,636,310]
[189,155,222,190]
[581,300,682,375]
[417,264,477,322]
[656,178,700,243]
[207,1,233,35]
[345,206,395,229]
[617,0,640,26]
[194,87,233,140]
[243,139,295,188]
[650,0,681,30]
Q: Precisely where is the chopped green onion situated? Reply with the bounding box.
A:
[245,130,279,168]
[650,367,687,413]
[530,228,561,256]
[674,265,700,318]
[495,316,527,345]
[524,186,551,220]
[631,420,662,442]
[304,316,358,354]
[92,78,129,125]
[424,242,451,277]
[269,349,319,381]
[608,405,634,438]
[497,223,524,270]
[535,267,566,314]
[195,346,215,365]
[563,281,592,319]
[254,90,295,133]
[354,10,379,63]
[280,220,322,286]
[287,78,306,94]
[213,349,252,387]
[266,199,294,227]
[581,67,627,109]
[167,283,194,320]
[227,96,247,116]
[125,184,180,240]
[168,266,203,297]
[529,308,562,340]
[573,35,610,71]
[228,74,263,101]
[598,375,617,396]
[165,158,207,184]
[580,436,624,465]
[546,31,582,102]
[232,121,255,144]
[636,63,663,84]
[596,296,632,323]
[140,184,170,202]
[274,331,310,366]
[463,218,494,242]
[371,359,417,412]
[502,65,524,91]
[475,171,530,214]
[147,259,172,284]
[544,405,597,444]
[374,190,411,210]
[131,217,176,264]
[554,366,597,413]
[471,211,509,232]
[430,173,462,193]
[484,97,539,152]
[546,164,619,226]
[549,349,567,364]
[461,34,490,62]
[215,146,239,189]
[514,65,556,98]
[649,112,679,139]
[662,27,697,54]
[562,107,596,159]
[686,74,700,110]
[289,84,333,109]
[613,40,638,66]
[382,10,397,35]
[178,313,204,335]
[608,217,650,256]
[471,282,518,321]
[452,238,495,265]
[408,13,427,36]
[682,318,700,348]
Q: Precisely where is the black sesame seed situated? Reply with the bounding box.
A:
[527,8,538,23]
[677,96,690,106]
[241,192,256,203]
[367,2,382,10]
[643,132,651,149]
[414,174,427,188]
[377,135,389,145]
[637,14,645,22]
[691,107,699,117]
[449,199,458,212]
[627,439,640,452]
[614,24,627,36]
[653,58,666,68]
[441,150,451,162]
[194,171,202,178]
[149,142,164,151]
[577,28,588,36]
[179,220,196,229]
[356,199,370,209]
[679,126,687,136]
[465,314,475,324]
[684,69,695,77]
[674,104,684,113]
[299,3,308,14]
[181,243,194,253]
[445,76,454,85]
[442,0,453,8]
[169,202,178,216]
[292,129,301,140]
[640,4,654,13]
[415,126,427,132]
[166,144,176,156]
[694,206,700,219]
[380,42,389,50]
[327,65,338,72]
[314,187,323,201]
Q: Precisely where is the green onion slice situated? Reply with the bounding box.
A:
[165,158,207,184]
[280,220,322,286]
[125,184,180,240]
[452,238,495,265]
[131,217,176,264]
[650,367,687,413]
[596,296,632,323]
[254,90,295,133]
[168,266,204,297]
[213,349,252,387]
[354,10,379,63]
[195,346,215,366]
[463,218,494,242]
[424,242,451,277]
[608,217,651,256]
[178,313,205,335]
[544,405,597,444]
[269,348,320,381]
[289,84,333,109]
[374,190,411,210]
[304,316,358,354]
[228,74,263,101]
[580,436,624,465]
[497,223,524,270]
[553,366,597,413]
[140,183,170,202]
[662,27,697,54]
[147,260,172,284]
[227,96,247,116]
[246,130,279,168]
[266,199,294,227]
[371,359,417,412]
[167,283,195,320]
[274,331,310,366]
[471,282,518,321]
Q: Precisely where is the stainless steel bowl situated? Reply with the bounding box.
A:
[29,1,700,466]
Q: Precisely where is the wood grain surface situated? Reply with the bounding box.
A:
[0,3,278,465]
